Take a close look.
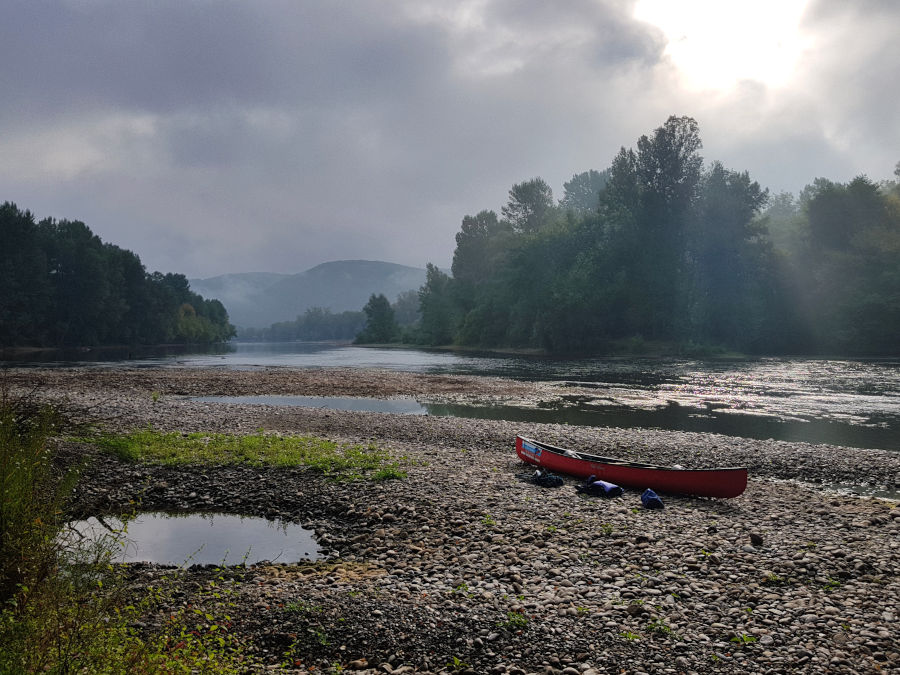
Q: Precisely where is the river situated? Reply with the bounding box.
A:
[5,341,899,452]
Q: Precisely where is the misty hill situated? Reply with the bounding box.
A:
[190,260,427,329]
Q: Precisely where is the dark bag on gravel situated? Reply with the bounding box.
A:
[641,488,664,509]
[575,475,624,497]
[531,468,565,488]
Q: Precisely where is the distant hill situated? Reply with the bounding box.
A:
[190,260,427,329]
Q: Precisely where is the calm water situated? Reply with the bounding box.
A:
[7,341,900,451]
[67,512,321,565]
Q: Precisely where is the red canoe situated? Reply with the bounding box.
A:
[516,435,747,498]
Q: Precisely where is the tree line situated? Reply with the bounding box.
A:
[241,290,421,343]
[359,116,900,356]
[0,202,235,348]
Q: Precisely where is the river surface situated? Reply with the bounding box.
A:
[6,341,899,452]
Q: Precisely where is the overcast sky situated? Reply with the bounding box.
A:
[2,0,898,278]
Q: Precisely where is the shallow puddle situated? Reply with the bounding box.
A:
[66,512,322,566]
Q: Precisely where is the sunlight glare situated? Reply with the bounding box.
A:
[634,0,810,91]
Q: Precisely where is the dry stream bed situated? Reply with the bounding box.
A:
[9,367,900,674]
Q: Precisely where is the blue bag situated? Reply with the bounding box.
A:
[576,475,624,497]
[641,488,664,509]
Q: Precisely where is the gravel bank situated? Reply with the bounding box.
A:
[11,367,900,674]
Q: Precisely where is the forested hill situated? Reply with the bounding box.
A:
[0,202,235,348]
[413,116,900,356]
[190,260,427,329]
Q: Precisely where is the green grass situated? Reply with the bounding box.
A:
[84,428,407,481]
[497,610,528,630]
[730,633,758,645]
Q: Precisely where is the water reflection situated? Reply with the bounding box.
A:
[66,512,321,566]
[7,341,900,452]
[192,393,900,451]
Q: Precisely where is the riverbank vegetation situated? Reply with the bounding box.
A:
[87,428,408,481]
[404,116,900,356]
[0,389,252,672]
[0,202,235,348]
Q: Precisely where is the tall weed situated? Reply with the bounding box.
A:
[0,385,253,672]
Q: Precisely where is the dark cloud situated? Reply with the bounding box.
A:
[0,0,896,278]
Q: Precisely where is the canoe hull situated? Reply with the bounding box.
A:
[516,435,747,498]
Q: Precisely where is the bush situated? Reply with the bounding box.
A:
[0,388,75,605]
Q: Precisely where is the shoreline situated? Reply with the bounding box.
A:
[12,367,900,673]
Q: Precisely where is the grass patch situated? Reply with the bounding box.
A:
[84,428,407,480]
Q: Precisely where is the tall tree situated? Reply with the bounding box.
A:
[687,162,770,347]
[501,178,554,234]
[417,264,456,345]
[391,290,421,327]
[451,210,506,285]
[559,169,610,214]
[0,205,50,345]
[800,175,900,353]
[355,293,397,344]
[633,115,704,338]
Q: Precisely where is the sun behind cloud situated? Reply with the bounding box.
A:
[634,0,811,92]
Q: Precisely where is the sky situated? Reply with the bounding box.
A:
[2,0,898,279]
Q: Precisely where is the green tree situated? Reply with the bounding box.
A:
[0,203,52,345]
[417,264,456,345]
[637,116,703,339]
[40,218,111,345]
[0,203,234,348]
[799,175,900,353]
[559,169,610,214]
[355,293,398,344]
[686,162,770,347]
[392,290,421,327]
[501,178,555,234]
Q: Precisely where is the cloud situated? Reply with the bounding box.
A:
[1,0,896,278]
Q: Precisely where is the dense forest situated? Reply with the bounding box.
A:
[396,116,900,356]
[0,202,235,347]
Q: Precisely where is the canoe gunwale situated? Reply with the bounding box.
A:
[518,436,746,472]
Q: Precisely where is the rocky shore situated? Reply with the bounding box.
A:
[10,367,900,674]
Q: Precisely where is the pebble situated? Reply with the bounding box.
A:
[19,366,900,675]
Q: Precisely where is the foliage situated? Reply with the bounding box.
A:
[84,428,407,480]
[497,610,528,630]
[0,391,252,673]
[0,388,75,605]
[559,169,610,214]
[240,306,366,341]
[0,202,235,348]
[354,293,399,344]
[730,633,758,645]
[416,263,457,345]
[409,117,900,356]
[501,178,555,234]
